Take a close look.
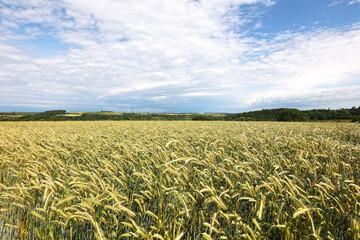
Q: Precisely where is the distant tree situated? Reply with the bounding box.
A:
[44,110,66,115]
[277,109,306,122]
[192,115,222,121]
[0,112,15,115]
[352,115,360,123]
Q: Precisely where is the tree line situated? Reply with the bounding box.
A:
[1,107,360,122]
[223,107,360,122]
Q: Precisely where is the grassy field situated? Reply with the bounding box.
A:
[0,121,359,239]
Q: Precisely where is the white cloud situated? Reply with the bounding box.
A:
[349,0,360,4]
[150,96,167,100]
[180,91,221,97]
[246,26,360,108]
[329,0,360,6]
[0,0,360,112]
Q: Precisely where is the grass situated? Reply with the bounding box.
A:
[0,121,359,239]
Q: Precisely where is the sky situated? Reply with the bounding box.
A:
[0,0,360,113]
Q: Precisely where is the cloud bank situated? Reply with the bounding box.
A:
[0,0,360,112]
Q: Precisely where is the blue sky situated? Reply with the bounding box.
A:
[0,0,360,113]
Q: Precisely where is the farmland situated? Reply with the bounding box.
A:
[0,121,359,239]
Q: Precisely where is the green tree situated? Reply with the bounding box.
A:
[277,109,306,122]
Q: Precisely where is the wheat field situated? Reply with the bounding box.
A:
[0,121,359,239]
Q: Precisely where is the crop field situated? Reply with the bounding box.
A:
[0,121,359,239]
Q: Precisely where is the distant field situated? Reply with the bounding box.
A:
[60,112,223,116]
[85,112,125,115]
[58,112,84,117]
[0,121,359,239]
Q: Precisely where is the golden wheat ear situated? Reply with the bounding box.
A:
[0,121,359,239]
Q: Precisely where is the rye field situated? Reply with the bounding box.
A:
[0,121,359,240]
